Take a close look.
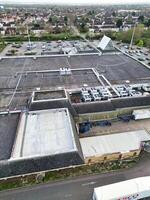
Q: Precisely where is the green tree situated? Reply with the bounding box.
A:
[134,24,144,42]
[138,15,145,23]
[64,16,68,25]
[88,11,92,15]
[144,19,150,27]
[49,16,58,24]
[79,22,89,33]
[87,10,95,16]
[112,11,116,17]
[116,19,123,28]
[116,24,145,44]
[143,38,150,49]
[49,17,52,23]
[136,39,144,47]
[132,11,136,16]
[33,23,40,28]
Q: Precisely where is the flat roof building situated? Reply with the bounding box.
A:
[80,130,150,163]
[0,49,150,178]
[11,108,79,159]
[0,108,83,178]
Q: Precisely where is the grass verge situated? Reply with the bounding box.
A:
[0,159,137,192]
[0,43,6,52]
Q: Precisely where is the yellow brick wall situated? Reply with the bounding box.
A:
[121,150,141,159]
[84,149,141,164]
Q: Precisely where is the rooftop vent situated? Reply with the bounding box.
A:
[36,87,40,91]
[60,67,72,75]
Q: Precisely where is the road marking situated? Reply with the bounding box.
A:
[82,181,96,186]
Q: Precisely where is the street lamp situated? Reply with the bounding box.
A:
[27,25,31,47]
[129,22,137,50]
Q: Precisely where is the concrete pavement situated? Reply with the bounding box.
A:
[0,152,150,200]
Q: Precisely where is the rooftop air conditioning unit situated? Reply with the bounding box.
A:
[60,67,66,75]
[60,67,72,75]
[82,94,92,102]
[65,68,72,75]
[36,87,40,91]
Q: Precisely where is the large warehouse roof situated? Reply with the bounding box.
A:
[11,108,77,159]
[80,130,150,158]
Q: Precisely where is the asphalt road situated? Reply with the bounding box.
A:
[0,153,150,200]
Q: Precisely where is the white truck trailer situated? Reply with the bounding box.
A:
[93,176,150,200]
[133,109,150,120]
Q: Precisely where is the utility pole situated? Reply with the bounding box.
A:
[129,23,136,50]
[27,25,31,47]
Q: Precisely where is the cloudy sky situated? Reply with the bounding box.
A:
[0,0,150,4]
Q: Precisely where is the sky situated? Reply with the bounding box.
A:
[0,0,150,5]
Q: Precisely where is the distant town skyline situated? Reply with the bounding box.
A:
[0,0,150,5]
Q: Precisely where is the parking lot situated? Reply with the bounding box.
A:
[0,40,96,56]
[114,41,150,66]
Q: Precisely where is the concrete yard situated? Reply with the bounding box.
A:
[80,118,150,137]
[12,108,77,159]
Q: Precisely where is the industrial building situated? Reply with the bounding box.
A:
[11,108,82,159]
[0,108,83,178]
[80,130,150,163]
[0,37,150,178]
